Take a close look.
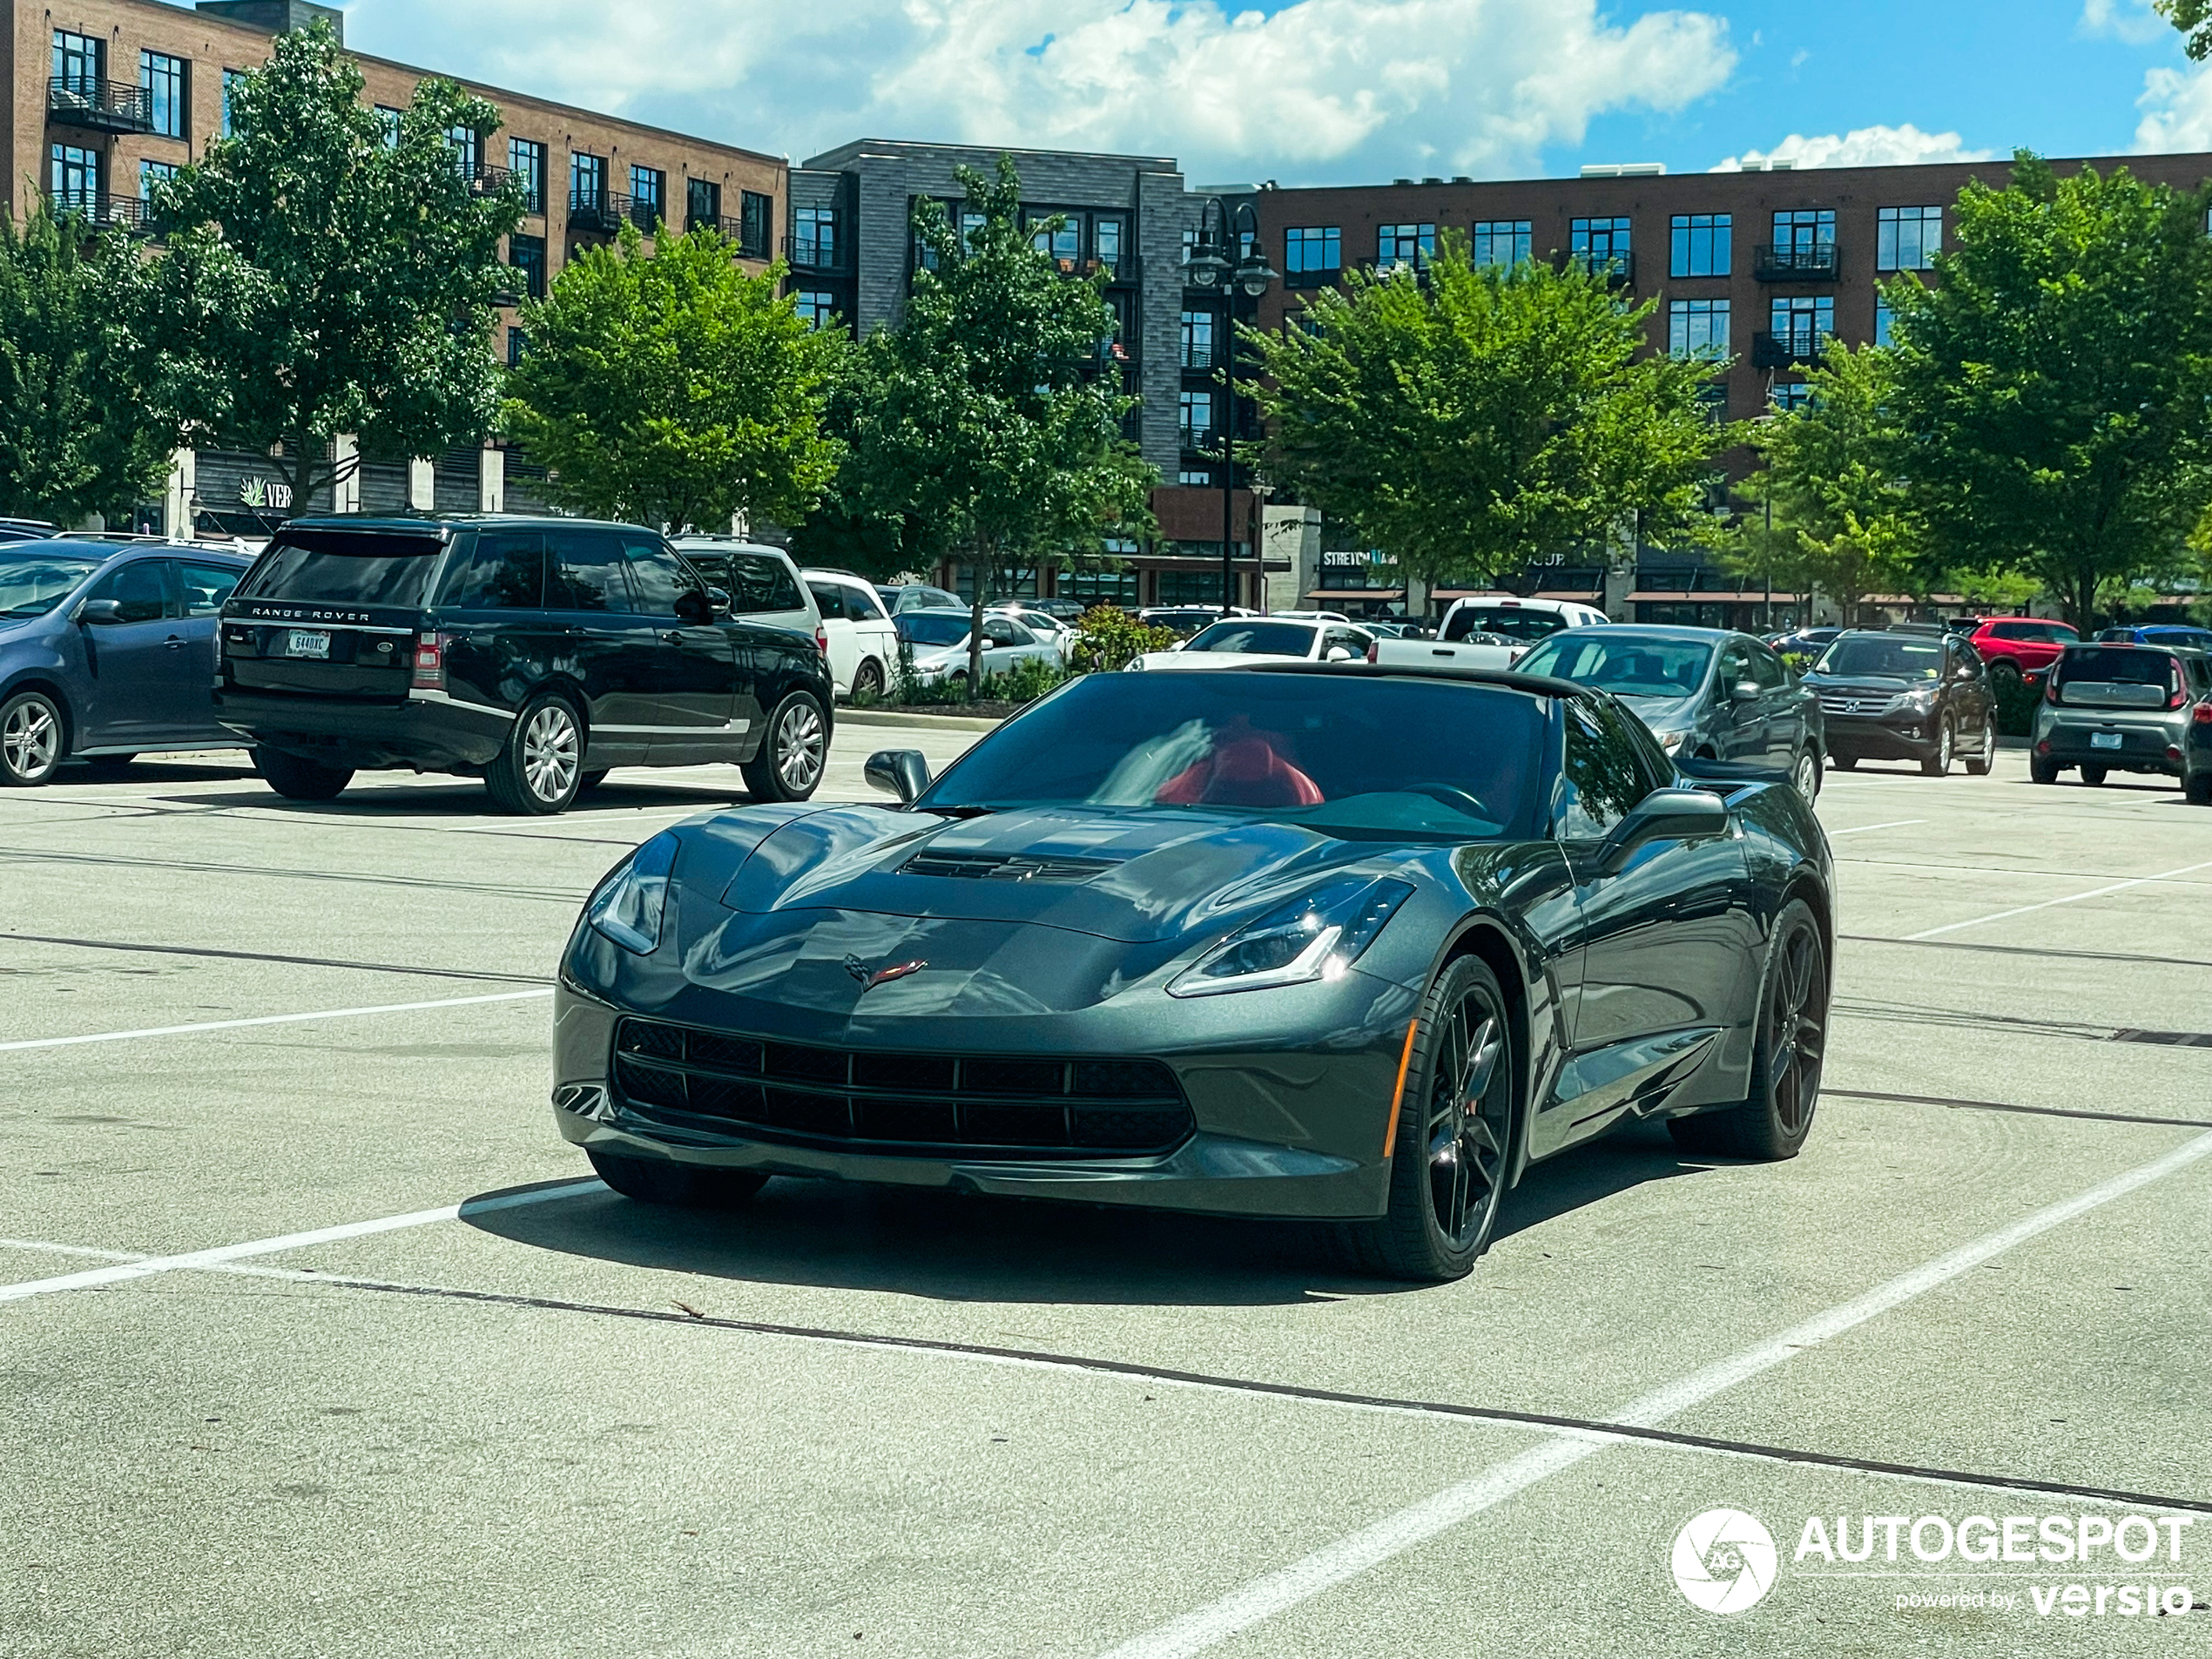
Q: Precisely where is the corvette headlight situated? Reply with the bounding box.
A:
[586,831,678,954]
[1168,877,1414,997]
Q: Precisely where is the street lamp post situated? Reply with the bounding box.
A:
[1184,199,1278,615]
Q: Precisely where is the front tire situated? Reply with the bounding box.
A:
[741,691,827,803]
[1669,897,1825,1161]
[587,1149,768,1209]
[485,692,583,815]
[1339,954,1516,1283]
[251,745,353,801]
[1919,716,1954,776]
[1791,746,1820,802]
[0,690,66,786]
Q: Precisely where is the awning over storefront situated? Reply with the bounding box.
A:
[1303,588,1406,602]
[1530,590,1603,603]
[1626,590,1803,604]
[1426,589,1514,603]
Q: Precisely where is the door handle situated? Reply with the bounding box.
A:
[164,636,185,650]
[663,631,685,645]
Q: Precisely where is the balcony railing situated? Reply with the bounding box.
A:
[1565,248,1635,287]
[1752,329,1828,369]
[47,77,154,133]
[566,188,627,235]
[470,165,543,215]
[52,192,168,237]
[688,212,771,259]
[783,234,846,272]
[1755,242,1840,281]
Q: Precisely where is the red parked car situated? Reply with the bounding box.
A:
[1967,617,2080,685]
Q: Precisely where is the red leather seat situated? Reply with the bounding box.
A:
[1156,735,1324,807]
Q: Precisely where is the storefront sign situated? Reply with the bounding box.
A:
[239,478,293,510]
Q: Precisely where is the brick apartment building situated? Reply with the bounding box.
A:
[7,0,783,534]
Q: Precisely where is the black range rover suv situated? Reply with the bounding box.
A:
[215,516,834,813]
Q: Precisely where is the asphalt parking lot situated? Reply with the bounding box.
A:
[3,734,2209,1657]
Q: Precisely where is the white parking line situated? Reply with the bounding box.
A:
[1905,857,2212,941]
[1824,819,1925,836]
[1096,1128,2212,1659]
[0,1180,603,1305]
[0,988,554,1053]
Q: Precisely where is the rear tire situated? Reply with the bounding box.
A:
[2030,752,2060,785]
[251,745,353,801]
[1668,897,1825,1162]
[586,1149,767,1209]
[1336,954,1516,1284]
[852,658,885,702]
[1962,711,1997,775]
[0,689,66,786]
[485,691,583,815]
[741,691,827,803]
[2080,765,2107,786]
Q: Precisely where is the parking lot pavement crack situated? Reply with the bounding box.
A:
[0,933,552,988]
[1825,1086,2212,1131]
[0,848,589,905]
[1838,934,2212,971]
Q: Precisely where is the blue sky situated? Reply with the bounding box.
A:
[343,0,2212,185]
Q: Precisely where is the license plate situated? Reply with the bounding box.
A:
[2092,730,2122,750]
[285,629,331,659]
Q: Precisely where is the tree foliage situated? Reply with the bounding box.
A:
[840,157,1156,691]
[125,23,522,507]
[1245,236,1724,590]
[502,224,844,531]
[1723,343,1925,621]
[1885,154,2212,627]
[2156,0,2212,58]
[0,206,178,525]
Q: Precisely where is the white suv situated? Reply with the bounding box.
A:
[670,537,821,648]
[802,569,901,700]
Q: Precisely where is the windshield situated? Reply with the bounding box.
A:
[1184,621,1318,656]
[897,613,972,648]
[918,673,1544,840]
[1517,634,1712,698]
[1813,636,1943,681]
[1443,605,1568,644]
[0,550,101,618]
[240,529,443,607]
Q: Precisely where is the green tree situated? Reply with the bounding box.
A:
[842,157,1155,692]
[126,23,522,510]
[0,205,177,525]
[1886,154,2212,629]
[1723,343,1925,622]
[502,224,843,530]
[2156,0,2212,57]
[1245,235,1723,593]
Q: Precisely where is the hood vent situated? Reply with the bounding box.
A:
[900,849,1122,883]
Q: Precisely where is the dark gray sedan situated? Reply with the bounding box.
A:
[1514,625,1824,799]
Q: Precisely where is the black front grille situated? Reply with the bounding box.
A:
[610,1018,1193,1157]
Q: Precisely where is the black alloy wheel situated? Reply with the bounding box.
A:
[742,692,827,803]
[0,689,66,786]
[587,1148,768,1208]
[852,658,886,702]
[486,691,583,815]
[252,745,354,801]
[1963,710,1997,776]
[1669,897,1826,1161]
[1342,954,1516,1283]
[1920,715,1954,776]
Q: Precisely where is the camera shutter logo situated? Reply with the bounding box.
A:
[1671,1508,1778,1615]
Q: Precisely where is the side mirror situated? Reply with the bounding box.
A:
[1728,679,1761,702]
[864,749,931,804]
[1325,646,1356,663]
[77,598,126,625]
[1596,788,1729,875]
[705,586,731,617]
[674,589,712,625]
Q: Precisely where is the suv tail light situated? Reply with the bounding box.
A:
[815,624,830,658]
[2195,703,2212,725]
[2043,672,2061,704]
[1365,640,1379,664]
[412,631,449,690]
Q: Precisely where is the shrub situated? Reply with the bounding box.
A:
[987,654,1069,705]
[1991,670,2043,737]
[1068,604,1179,673]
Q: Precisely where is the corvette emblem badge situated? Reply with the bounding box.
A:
[846,954,927,989]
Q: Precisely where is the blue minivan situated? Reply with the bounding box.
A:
[0,538,253,785]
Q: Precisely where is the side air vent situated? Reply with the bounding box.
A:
[900,850,1121,882]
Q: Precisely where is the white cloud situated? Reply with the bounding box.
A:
[2133,62,2212,150]
[2080,0,2169,45]
[343,0,1736,184]
[1710,124,1994,172]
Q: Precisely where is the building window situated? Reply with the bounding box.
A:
[50,144,101,215]
[739,191,772,260]
[509,138,546,214]
[1770,293,1833,358]
[139,158,179,223]
[1772,208,1835,257]
[52,30,103,95]
[630,165,664,230]
[1770,381,1812,413]
[794,290,838,330]
[686,178,722,233]
[509,233,546,300]
[1182,226,1200,266]
[1874,296,1895,348]
[1570,217,1631,277]
[1669,213,1730,277]
[1878,206,1942,271]
[570,152,607,212]
[1285,226,1342,279]
[374,106,401,148]
[1029,212,1081,266]
[1179,389,1216,448]
[139,51,187,140]
[1159,567,1238,603]
[1061,568,1140,608]
[1377,222,1436,267]
[1180,309,1216,370]
[1177,469,1214,487]
[1093,213,1126,274]
[793,205,836,266]
[1473,219,1532,269]
[1669,298,1730,357]
[506,327,528,368]
[221,70,246,138]
[446,125,481,179]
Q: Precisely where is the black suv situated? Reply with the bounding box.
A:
[1802,628,1998,775]
[215,516,834,813]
